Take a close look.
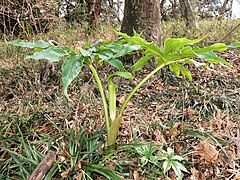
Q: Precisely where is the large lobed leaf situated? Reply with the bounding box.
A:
[4,40,50,49]
[99,43,141,70]
[169,63,192,81]
[27,46,73,62]
[132,53,155,72]
[196,52,231,67]
[228,42,240,48]
[163,38,202,56]
[117,32,163,57]
[62,54,84,100]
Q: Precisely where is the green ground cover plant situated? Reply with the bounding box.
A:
[4,31,239,149]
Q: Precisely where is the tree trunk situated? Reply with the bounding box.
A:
[219,0,230,16]
[121,0,161,45]
[86,0,102,27]
[160,0,166,19]
[179,0,199,30]
[169,0,178,20]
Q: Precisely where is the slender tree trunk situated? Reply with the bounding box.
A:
[219,0,230,16]
[160,0,166,18]
[87,0,102,27]
[121,0,161,45]
[169,0,178,20]
[179,0,199,30]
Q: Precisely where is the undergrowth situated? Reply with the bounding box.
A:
[0,20,240,179]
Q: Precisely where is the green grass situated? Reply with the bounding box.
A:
[0,19,240,179]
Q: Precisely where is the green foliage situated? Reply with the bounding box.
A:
[1,122,43,179]
[4,31,238,148]
[5,40,50,49]
[62,54,84,99]
[134,144,189,180]
[228,42,240,48]
[57,127,124,179]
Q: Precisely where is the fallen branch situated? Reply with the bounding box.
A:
[28,150,57,180]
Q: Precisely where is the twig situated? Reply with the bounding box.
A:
[28,150,56,180]
[219,23,240,42]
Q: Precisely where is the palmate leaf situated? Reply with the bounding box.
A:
[228,42,240,48]
[135,145,151,157]
[163,38,202,56]
[132,53,155,72]
[117,31,147,46]
[27,46,73,62]
[112,44,141,58]
[104,43,141,70]
[169,63,192,81]
[171,161,189,176]
[96,43,141,70]
[4,39,50,49]
[165,43,228,63]
[62,54,84,100]
[181,59,208,68]
[165,47,197,63]
[194,43,227,52]
[95,49,114,63]
[96,51,125,70]
[172,155,185,161]
[105,44,141,57]
[117,31,164,58]
[196,52,231,67]
[105,44,123,53]
[80,48,91,57]
[169,63,180,77]
[107,59,125,70]
[163,160,172,174]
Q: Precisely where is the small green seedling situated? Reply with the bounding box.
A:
[4,32,238,147]
[134,144,189,179]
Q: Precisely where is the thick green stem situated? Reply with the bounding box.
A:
[108,63,165,146]
[107,114,123,146]
[120,63,165,114]
[108,79,117,121]
[88,63,110,132]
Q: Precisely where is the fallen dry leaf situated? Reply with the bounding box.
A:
[215,109,222,130]
[235,171,240,180]
[194,140,219,164]
[153,129,166,143]
[190,168,206,180]
[61,168,71,177]
[76,171,83,180]
[237,130,240,157]
[186,107,197,119]
[133,171,140,180]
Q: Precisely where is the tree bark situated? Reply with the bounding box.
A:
[160,0,166,18]
[219,0,230,16]
[87,0,102,27]
[169,0,178,20]
[121,0,161,45]
[179,0,199,30]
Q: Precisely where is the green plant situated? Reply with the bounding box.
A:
[1,124,43,179]
[161,147,189,179]
[134,144,189,179]
[3,32,239,147]
[52,126,124,179]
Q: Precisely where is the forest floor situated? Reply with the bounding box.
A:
[0,21,240,179]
